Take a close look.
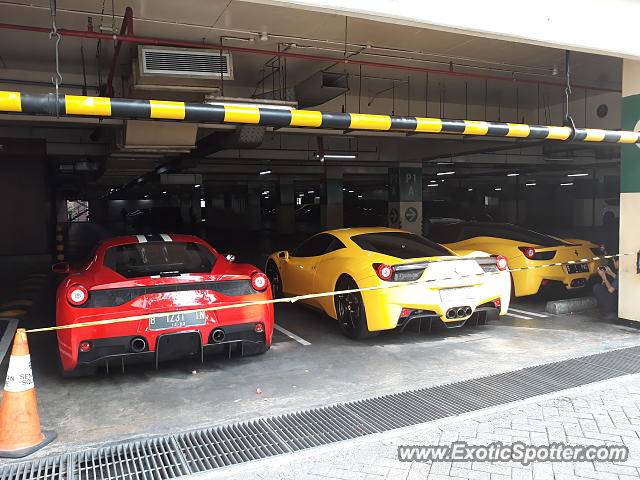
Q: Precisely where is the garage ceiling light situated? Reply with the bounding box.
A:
[494,188,502,191]
[194,184,201,188]
[526,182,537,186]
[348,190,354,193]
[358,195,363,198]
[162,191,167,194]
[507,173,520,177]
[259,170,272,175]
[467,188,473,191]
[567,173,589,177]
[315,154,357,160]
[437,171,455,176]
[560,182,574,186]
[429,180,437,183]
[427,184,439,187]
[437,162,454,165]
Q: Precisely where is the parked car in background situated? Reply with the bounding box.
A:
[53,234,273,376]
[266,227,510,339]
[429,222,606,297]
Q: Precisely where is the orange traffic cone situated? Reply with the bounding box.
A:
[0,328,56,458]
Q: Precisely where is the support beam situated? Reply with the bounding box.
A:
[619,60,640,325]
[1,91,639,145]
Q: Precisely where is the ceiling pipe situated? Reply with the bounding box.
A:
[0,22,620,94]
[104,6,134,97]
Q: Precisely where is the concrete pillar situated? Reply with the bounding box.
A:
[388,163,422,234]
[619,59,640,325]
[278,175,295,235]
[246,182,262,231]
[321,166,343,230]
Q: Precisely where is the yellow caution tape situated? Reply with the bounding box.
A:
[23,253,629,334]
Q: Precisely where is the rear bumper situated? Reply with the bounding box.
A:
[511,261,604,296]
[359,272,510,332]
[73,322,267,371]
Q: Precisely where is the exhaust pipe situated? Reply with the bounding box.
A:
[130,337,147,353]
[464,307,473,316]
[446,309,457,319]
[456,308,466,318]
[211,328,225,343]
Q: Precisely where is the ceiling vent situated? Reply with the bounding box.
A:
[140,46,233,79]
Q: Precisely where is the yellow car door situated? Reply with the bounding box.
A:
[281,234,335,299]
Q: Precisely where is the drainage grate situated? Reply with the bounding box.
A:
[3,345,640,479]
[175,419,288,472]
[72,438,188,480]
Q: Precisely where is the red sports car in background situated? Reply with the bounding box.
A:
[54,234,273,376]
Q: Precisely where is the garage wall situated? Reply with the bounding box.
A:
[0,139,51,255]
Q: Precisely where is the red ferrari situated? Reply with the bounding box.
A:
[53,234,273,376]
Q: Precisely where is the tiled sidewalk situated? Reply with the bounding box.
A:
[211,375,640,480]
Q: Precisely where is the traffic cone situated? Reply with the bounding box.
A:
[0,328,56,458]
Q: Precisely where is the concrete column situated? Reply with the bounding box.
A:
[278,175,295,235]
[388,163,422,234]
[321,166,343,230]
[246,182,262,231]
[619,59,640,325]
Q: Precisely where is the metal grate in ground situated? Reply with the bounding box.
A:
[3,345,640,479]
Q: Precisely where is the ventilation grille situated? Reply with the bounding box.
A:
[140,47,233,79]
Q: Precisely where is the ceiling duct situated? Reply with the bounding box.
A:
[195,126,266,158]
[131,46,232,93]
[254,70,349,108]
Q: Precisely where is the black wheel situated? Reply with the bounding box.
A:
[242,341,270,356]
[265,261,283,298]
[334,276,378,340]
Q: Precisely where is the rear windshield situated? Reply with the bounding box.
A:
[351,232,451,259]
[104,242,216,278]
[430,223,569,247]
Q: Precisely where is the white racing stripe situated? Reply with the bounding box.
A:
[509,307,549,318]
[506,311,533,320]
[136,235,147,243]
[160,234,172,241]
[274,324,311,346]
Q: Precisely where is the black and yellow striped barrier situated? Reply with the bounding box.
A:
[22,252,629,334]
[1,91,638,144]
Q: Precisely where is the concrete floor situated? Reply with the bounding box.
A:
[1,273,639,463]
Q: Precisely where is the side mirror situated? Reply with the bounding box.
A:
[52,261,70,274]
[278,251,289,260]
[224,254,236,263]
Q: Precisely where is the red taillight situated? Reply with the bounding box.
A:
[254,323,264,333]
[519,247,536,259]
[400,308,413,318]
[493,298,501,308]
[496,255,509,271]
[67,284,88,305]
[251,272,268,291]
[373,263,393,281]
[79,341,92,352]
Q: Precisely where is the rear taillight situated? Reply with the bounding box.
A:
[79,341,92,352]
[400,308,413,318]
[251,272,268,291]
[518,247,556,260]
[493,298,501,308]
[67,284,88,306]
[254,323,264,333]
[496,255,509,271]
[373,263,393,281]
[519,246,536,259]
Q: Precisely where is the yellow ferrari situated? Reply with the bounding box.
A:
[265,227,511,339]
[430,222,605,297]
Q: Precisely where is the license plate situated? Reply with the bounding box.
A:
[149,311,207,331]
[566,263,590,274]
[439,286,478,303]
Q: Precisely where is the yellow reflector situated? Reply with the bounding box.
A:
[290,110,323,127]
[150,100,185,120]
[65,96,112,116]
[223,106,260,124]
[0,91,21,112]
